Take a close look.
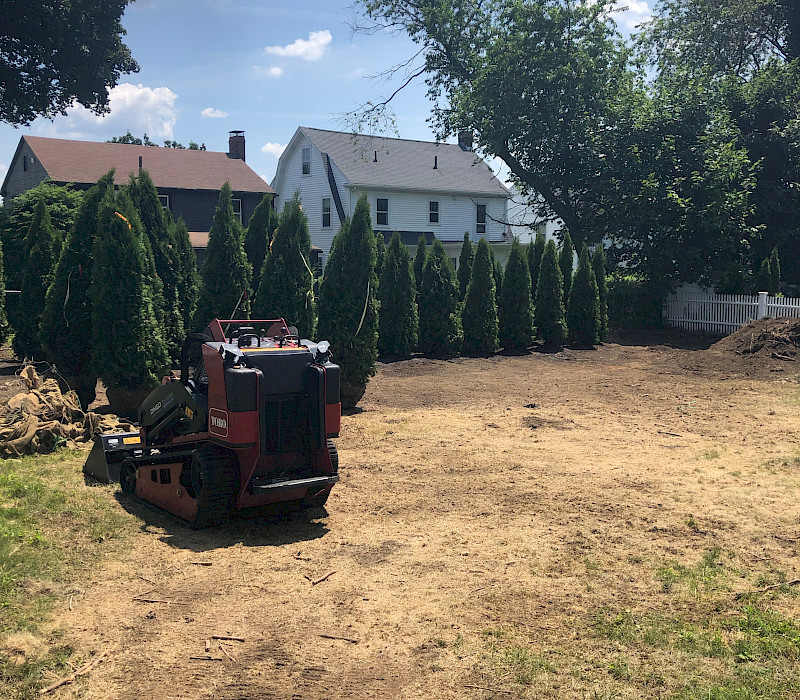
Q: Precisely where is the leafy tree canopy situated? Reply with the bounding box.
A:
[1,0,138,125]
[355,0,639,251]
[107,132,207,149]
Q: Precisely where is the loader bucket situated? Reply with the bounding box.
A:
[83,432,142,484]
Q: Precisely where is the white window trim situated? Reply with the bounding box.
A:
[322,198,331,229]
[429,200,440,225]
[301,147,311,176]
[158,194,170,210]
[232,198,243,224]
[376,197,389,227]
[476,203,487,236]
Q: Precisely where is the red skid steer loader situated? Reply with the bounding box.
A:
[84,319,341,528]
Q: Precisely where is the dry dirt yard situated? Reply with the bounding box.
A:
[26,332,800,698]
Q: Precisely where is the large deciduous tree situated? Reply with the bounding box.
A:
[355,0,640,251]
[1,0,138,125]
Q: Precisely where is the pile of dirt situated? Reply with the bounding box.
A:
[0,366,134,457]
[711,317,800,360]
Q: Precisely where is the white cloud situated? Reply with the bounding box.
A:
[38,83,179,140]
[265,30,332,61]
[253,65,284,78]
[260,142,286,158]
[614,0,652,29]
[201,107,228,118]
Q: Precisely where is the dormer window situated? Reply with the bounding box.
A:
[302,147,311,175]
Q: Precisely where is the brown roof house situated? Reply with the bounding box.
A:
[1,131,274,266]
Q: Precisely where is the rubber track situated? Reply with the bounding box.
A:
[192,445,239,529]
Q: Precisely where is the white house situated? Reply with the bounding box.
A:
[271,127,513,271]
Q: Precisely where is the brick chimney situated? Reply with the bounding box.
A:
[228,130,246,161]
[457,130,473,152]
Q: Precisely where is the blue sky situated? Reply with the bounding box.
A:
[0,0,652,189]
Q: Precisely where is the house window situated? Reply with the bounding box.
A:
[476,204,487,235]
[376,198,388,227]
[429,201,439,224]
[302,147,311,175]
[322,198,331,228]
[23,155,28,171]
[158,194,169,210]
[451,257,458,270]
[232,198,242,224]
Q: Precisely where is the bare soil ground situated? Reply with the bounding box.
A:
[14,330,800,698]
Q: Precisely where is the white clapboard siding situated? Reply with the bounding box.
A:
[663,288,800,335]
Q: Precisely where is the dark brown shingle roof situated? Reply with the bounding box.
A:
[22,135,273,193]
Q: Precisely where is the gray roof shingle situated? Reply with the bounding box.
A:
[301,128,510,198]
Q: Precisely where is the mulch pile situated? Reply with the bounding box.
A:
[0,366,134,457]
[711,317,800,361]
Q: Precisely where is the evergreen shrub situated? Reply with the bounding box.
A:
[378,232,418,357]
[462,238,499,355]
[499,238,534,350]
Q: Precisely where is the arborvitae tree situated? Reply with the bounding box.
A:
[770,246,781,295]
[457,232,474,301]
[413,235,427,294]
[567,243,600,347]
[499,238,535,350]
[535,240,567,346]
[378,232,418,357]
[592,245,609,340]
[317,194,379,407]
[171,216,200,330]
[462,237,499,356]
[127,169,182,358]
[492,250,504,300]
[194,182,252,326]
[13,199,60,360]
[375,230,386,279]
[0,181,82,293]
[559,230,574,304]
[91,192,168,391]
[40,171,114,407]
[418,239,462,356]
[253,193,315,337]
[0,239,9,344]
[755,257,772,293]
[528,231,546,300]
[244,194,276,296]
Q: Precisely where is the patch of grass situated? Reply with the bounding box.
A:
[607,657,631,681]
[656,547,727,595]
[0,450,136,698]
[703,448,721,460]
[0,643,74,699]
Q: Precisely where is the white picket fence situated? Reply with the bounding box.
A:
[663,288,800,335]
